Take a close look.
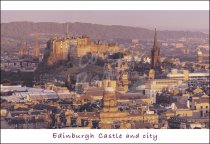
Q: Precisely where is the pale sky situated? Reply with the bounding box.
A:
[1,10,209,31]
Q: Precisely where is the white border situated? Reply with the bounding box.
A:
[1,129,210,143]
[1,1,209,144]
[1,1,209,10]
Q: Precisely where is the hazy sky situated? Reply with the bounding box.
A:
[1,10,209,31]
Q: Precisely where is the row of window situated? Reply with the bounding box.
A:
[190,105,208,110]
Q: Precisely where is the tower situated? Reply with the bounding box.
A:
[102,80,118,113]
[99,80,129,128]
[116,61,129,94]
[148,68,155,79]
[197,48,203,63]
[66,23,70,39]
[33,33,40,59]
[183,70,189,81]
[19,41,29,57]
[151,28,160,69]
[149,29,160,79]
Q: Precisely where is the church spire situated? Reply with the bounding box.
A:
[153,28,158,51]
[66,23,70,38]
[151,28,160,69]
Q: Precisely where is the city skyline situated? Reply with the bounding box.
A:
[1,1,209,143]
[1,9,209,131]
[1,10,209,32]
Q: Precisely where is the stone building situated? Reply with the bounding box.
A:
[99,80,159,129]
[47,37,72,65]
[116,61,129,94]
[145,79,183,103]
[19,41,29,57]
[103,61,129,94]
[197,48,203,63]
[167,69,209,81]
[46,34,122,65]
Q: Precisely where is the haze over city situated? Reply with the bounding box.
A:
[1,10,209,32]
[1,0,210,143]
[1,9,209,131]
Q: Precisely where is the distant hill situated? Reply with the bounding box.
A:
[1,21,208,41]
[2,22,208,83]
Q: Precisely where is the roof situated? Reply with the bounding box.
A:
[0,85,23,93]
[33,104,57,110]
[177,96,188,104]
[8,111,28,117]
[118,92,146,100]
[132,122,153,129]
[193,87,203,94]
[57,93,74,99]
[0,85,55,93]
[168,116,188,123]
[174,102,188,109]
[84,87,104,97]
[0,85,73,102]
[77,112,99,119]
[1,96,26,103]
[197,97,209,104]
[167,72,209,78]
[193,92,205,97]
[189,73,209,77]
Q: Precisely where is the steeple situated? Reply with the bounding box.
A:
[153,28,158,51]
[151,28,160,69]
[66,23,70,38]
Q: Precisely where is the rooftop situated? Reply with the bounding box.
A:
[167,72,209,77]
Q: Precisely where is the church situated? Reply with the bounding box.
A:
[149,29,161,79]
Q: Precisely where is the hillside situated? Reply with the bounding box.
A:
[1,21,208,41]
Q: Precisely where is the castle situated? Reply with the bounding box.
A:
[46,33,122,65]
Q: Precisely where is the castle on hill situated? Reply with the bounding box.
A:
[46,27,123,65]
